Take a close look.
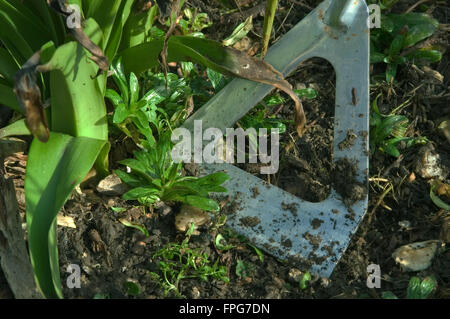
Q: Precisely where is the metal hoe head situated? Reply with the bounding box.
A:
[183,0,370,278]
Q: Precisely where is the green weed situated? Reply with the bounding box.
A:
[370,94,427,157]
[149,224,229,298]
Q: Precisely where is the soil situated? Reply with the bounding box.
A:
[1,0,449,299]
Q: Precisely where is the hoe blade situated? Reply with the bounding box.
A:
[183,0,370,278]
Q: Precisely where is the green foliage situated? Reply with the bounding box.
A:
[116,133,229,211]
[178,8,212,36]
[149,224,229,297]
[382,276,437,299]
[370,95,427,157]
[235,259,255,278]
[239,88,317,134]
[299,272,311,290]
[215,233,235,251]
[124,281,141,296]
[247,243,264,263]
[370,12,442,82]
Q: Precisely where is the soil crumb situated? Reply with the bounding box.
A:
[332,158,367,207]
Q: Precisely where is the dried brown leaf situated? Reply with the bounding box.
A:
[13,51,49,143]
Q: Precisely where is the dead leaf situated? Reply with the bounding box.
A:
[48,0,109,76]
[173,37,306,137]
[13,51,49,143]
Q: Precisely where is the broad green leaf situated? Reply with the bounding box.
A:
[84,0,122,50]
[39,20,108,141]
[387,13,439,35]
[183,195,220,212]
[105,89,124,106]
[404,23,437,48]
[0,83,21,113]
[113,103,130,123]
[23,0,63,45]
[388,29,407,58]
[114,169,146,188]
[122,187,159,200]
[0,118,30,139]
[104,0,135,61]
[0,0,52,59]
[0,47,19,84]
[195,171,230,186]
[120,5,158,50]
[406,48,442,63]
[25,132,106,298]
[380,141,400,157]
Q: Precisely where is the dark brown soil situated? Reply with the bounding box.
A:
[1,0,449,299]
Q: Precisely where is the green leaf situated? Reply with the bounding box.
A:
[294,88,318,99]
[25,132,106,299]
[299,272,311,290]
[0,118,30,139]
[120,5,158,50]
[119,218,149,237]
[385,63,398,83]
[430,185,450,211]
[370,51,386,64]
[195,172,230,186]
[235,259,247,278]
[181,195,220,212]
[105,89,124,107]
[0,47,19,84]
[129,72,139,105]
[381,291,399,299]
[104,0,135,60]
[113,103,130,124]
[222,15,253,47]
[380,141,400,157]
[247,243,264,263]
[0,83,21,113]
[388,29,407,58]
[122,187,159,201]
[406,48,442,63]
[123,281,141,296]
[206,68,227,91]
[110,206,127,213]
[215,234,234,251]
[403,23,437,48]
[387,13,438,35]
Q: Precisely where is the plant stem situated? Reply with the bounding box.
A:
[261,0,278,59]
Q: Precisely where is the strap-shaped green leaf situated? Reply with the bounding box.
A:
[25,132,106,298]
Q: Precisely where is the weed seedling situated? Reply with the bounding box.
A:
[370,94,427,157]
[149,224,229,297]
[370,12,442,83]
[116,132,229,211]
